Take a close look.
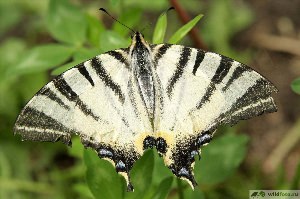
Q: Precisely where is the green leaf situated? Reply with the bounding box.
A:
[0,38,26,79]
[113,8,142,37]
[0,4,22,37]
[100,31,130,52]
[200,0,253,56]
[72,183,94,198]
[18,72,48,102]
[0,38,27,117]
[151,177,173,199]
[290,161,300,189]
[122,0,168,11]
[8,44,74,75]
[51,59,84,75]
[152,13,167,44]
[68,137,84,159]
[136,152,173,199]
[0,149,11,199]
[291,78,300,95]
[86,14,105,48]
[109,0,120,6]
[152,151,173,185]
[51,48,101,75]
[73,48,102,61]
[125,150,154,199]
[47,0,87,46]
[195,133,249,185]
[184,188,205,199]
[0,81,19,117]
[168,14,203,44]
[84,149,123,199]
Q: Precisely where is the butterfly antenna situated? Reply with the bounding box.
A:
[99,8,135,34]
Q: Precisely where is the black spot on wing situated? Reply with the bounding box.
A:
[192,50,206,75]
[37,87,70,110]
[156,137,168,154]
[196,55,233,109]
[91,57,125,104]
[196,132,212,147]
[143,136,156,150]
[166,47,192,97]
[80,136,140,192]
[167,137,199,188]
[78,64,95,86]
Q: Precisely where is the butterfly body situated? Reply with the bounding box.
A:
[14,32,277,191]
[130,32,158,124]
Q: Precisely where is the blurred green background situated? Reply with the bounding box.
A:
[0,0,299,198]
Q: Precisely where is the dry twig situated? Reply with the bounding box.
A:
[252,33,300,56]
[263,119,300,173]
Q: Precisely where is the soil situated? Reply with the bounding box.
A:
[236,0,300,183]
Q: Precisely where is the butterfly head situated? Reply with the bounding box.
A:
[130,31,145,40]
[129,32,150,53]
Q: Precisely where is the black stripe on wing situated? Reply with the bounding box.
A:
[153,44,172,67]
[227,79,276,112]
[210,78,277,129]
[53,75,77,101]
[196,55,233,109]
[91,57,125,104]
[78,64,95,86]
[14,107,72,145]
[37,87,70,110]
[166,47,192,98]
[107,50,129,68]
[192,50,206,75]
[17,107,70,132]
[222,64,251,91]
[53,75,103,121]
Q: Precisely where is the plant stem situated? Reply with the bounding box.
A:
[263,118,300,173]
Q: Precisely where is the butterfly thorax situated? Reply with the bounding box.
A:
[130,32,157,122]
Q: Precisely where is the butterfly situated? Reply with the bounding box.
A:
[14,30,277,191]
